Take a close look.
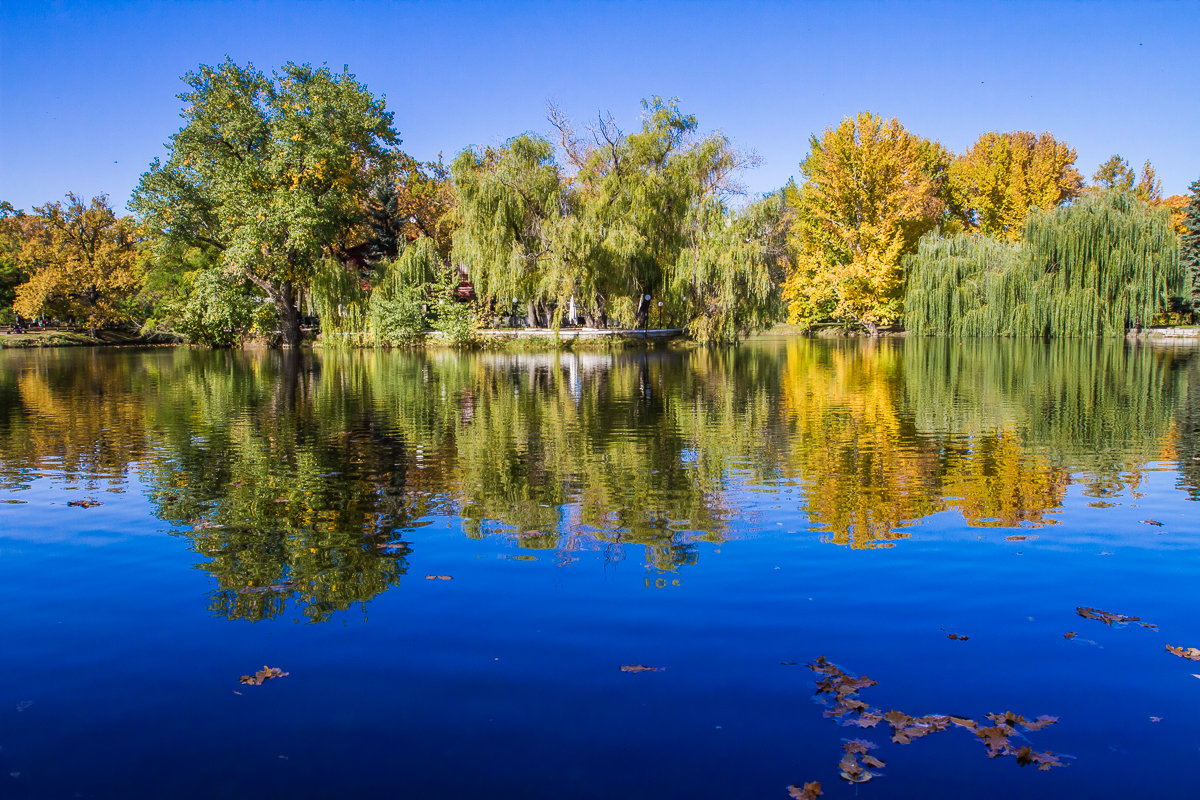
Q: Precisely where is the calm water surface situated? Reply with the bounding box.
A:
[2,338,1199,798]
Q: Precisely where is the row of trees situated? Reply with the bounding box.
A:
[782,111,1200,335]
[3,60,1199,343]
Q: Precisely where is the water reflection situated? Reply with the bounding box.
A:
[0,339,1195,619]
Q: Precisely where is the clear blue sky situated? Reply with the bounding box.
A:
[1,0,1197,213]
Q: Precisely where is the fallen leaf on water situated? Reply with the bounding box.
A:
[1064,632,1078,639]
[1150,716,1163,722]
[786,782,822,799]
[15,700,33,712]
[67,499,101,508]
[837,752,877,784]
[946,633,969,641]
[1076,606,1154,627]
[1089,501,1116,508]
[1141,520,1164,527]
[861,754,886,769]
[1005,535,1036,541]
[842,739,877,755]
[976,726,1014,758]
[1021,715,1059,731]
[239,666,289,685]
[1166,645,1200,661]
[425,575,453,581]
[619,665,661,673]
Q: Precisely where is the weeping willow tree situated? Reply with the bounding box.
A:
[450,99,777,340]
[450,134,568,327]
[904,191,1182,336]
[313,236,444,346]
[668,194,787,343]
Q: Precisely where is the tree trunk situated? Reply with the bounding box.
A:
[277,281,301,347]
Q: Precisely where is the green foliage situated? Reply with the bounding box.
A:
[671,194,786,343]
[450,134,565,314]
[164,269,260,347]
[905,192,1183,336]
[1181,178,1200,309]
[451,99,778,340]
[132,59,399,346]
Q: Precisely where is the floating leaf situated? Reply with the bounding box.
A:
[67,499,101,508]
[842,738,877,755]
[425,575,453,581]
[619,665,661,673]
[786,782,822,799]
[238,665,289,685]
[1064,632,1077,639]
[837,752,877,784]
[1076,606,1154,627]
[946,633,969,641]
[1005,535,1036,541]
[1150,716,1163,722]
[1166,645,1200,661]
[1021,715,1059,731]
[1141,520,1164,527]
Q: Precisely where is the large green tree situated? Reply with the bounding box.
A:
[131,60,398,346]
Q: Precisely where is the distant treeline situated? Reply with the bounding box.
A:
[1,61,1198,346]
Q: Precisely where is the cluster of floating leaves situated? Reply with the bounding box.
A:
[425,575,454,581]
[619,664,662,673]
[797,656,1064,788]
[239,666,289,686]
[1076,606,1156,628]
[66,499,101,508]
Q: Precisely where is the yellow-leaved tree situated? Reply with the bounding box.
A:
[783,112,948,334]
[950,131,1083,241]
[12,194,141,333]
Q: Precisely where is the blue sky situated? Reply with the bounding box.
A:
[1,0,1197,212]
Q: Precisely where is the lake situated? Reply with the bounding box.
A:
[2,338,1198,798]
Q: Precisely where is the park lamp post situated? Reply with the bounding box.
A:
[643,293,651,339]
[511,297,519,329]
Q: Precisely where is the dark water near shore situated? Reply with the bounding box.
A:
[2,338,1200,798]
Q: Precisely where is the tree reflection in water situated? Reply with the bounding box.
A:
[0,338,1193,618]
